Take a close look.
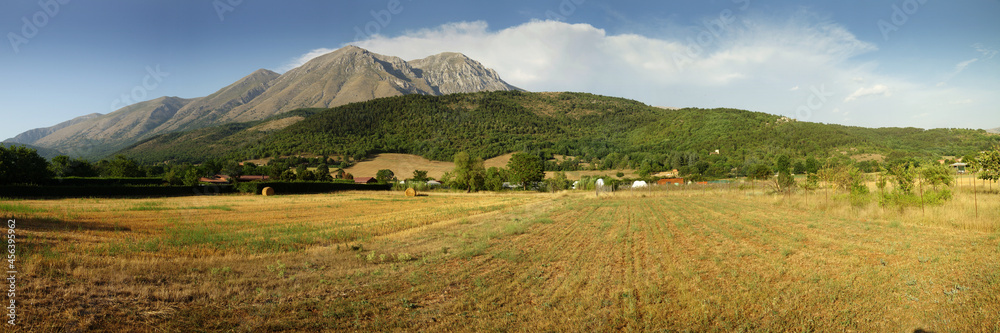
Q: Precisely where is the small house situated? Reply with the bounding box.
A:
[950,163,967,174]
[657,178,684,186]
[354,177,377,184]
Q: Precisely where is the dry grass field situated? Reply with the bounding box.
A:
[2,186,998,332]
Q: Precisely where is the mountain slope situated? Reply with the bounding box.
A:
[8,46,519,159]
[221,46,520,122]
[409,52,521,94]
[33,96,193,157]
[4,113,102,145]
[117,91,1000,166]
[152,69,280,133]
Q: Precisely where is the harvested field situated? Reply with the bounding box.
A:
[3,189,998,332]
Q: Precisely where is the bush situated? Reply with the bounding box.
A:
[849,184,870,208]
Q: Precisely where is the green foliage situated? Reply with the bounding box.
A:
[449,152,486,192]
[973,144,1000,182]
[0,145,53,185]
[49,155,98,178]
[776,171,796,193]
[889,163,916,194]
[315,164,333,181]
[114,92,998,182]
[920,165,954,187]
[484,167,508,191]
[747,164,772,181]
[375,169,395,184]
[548,171,570,192]
[411,170,429,182]
[507,152,544,186]
[849,183,871,208]
[97,155,145,178]
[825,164,868,193]
[774,155,791,174]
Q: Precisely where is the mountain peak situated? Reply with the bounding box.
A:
[10,46,520,158]
[410,52,521,95]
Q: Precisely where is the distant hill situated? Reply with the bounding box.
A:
[4,113,102,145]
[117,91,1000,167]
[6,46,519,159]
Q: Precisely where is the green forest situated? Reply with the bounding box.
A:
[115,91,998,178]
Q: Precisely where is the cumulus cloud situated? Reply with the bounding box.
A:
[844,85,891,102]
[279,13,999,129]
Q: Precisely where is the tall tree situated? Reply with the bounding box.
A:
[412,170,429,182]
[376,169,395,184]
[507,152,544,187]
[450,152,485,192]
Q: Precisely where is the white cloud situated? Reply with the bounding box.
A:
[973,43,998,59]
[278,48,338,72]
[279,13,999,129]
[937,58,979,86]
[845,84,891,102]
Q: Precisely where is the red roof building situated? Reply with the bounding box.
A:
[354,177,377,184]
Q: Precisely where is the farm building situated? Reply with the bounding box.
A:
[354,177,377,184]
[657,178,684,186]
[427,180,443,187]
[632,180,648,188]
[950,163,967,173]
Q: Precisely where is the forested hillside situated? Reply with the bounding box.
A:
[118,91,998,176]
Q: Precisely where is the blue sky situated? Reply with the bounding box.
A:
[2,0,999,140]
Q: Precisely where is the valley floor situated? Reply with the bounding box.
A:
[3,189,999,332]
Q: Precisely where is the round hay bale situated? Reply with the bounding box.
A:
[262,187,275,196]
[405,188,417,197]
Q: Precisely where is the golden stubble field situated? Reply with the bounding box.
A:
[1,187,998,332]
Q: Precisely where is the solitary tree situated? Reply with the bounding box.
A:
[412,170,429,182]
[974,144,1000,184]
[450,152,485,192]
[376,169,395,184]
[315,164,332,181]
[507,152,544,187]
